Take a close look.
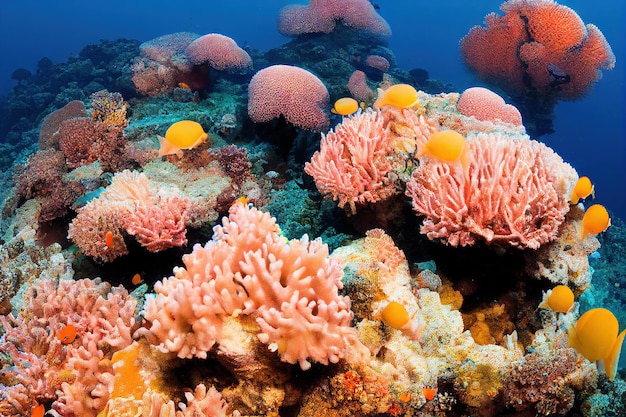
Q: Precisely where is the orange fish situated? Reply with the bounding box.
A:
[398,392,412,403]
[131,273,143,286]
[423,387,438,401]
[178,82,191,89]
[31,404,45,417]
[58,324,77,345]
[233,196,249,206]
[158,120,209,158]
[105,231,114,248]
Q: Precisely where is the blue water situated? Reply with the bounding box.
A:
[0,0,624,219]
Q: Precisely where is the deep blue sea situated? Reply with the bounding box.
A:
[0,0,624,219]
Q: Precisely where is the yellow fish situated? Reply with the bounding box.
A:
[568,308,626,381]
[158,120,209,158]
[331,97,359,116]
[581,203,610,239]
[538,285,574,313]
[373,84,419,109]
[570,176,594,204]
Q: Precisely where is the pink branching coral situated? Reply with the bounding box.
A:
[406,132,577,248]
[0,278,136,416]
[305,108,436,214]
[143,202,363,370]
[304,109,397,214]
[68,170,191,262]
[125,196,188,252]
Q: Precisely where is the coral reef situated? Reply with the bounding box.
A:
[0,4,622,416]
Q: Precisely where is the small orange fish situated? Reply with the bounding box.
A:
[131,273,143,286]
[398,392,412,403]
[31,404,45,417]
[105,231,114,248]
[423,387,438,401]
[178,82,191,89]
[58,324,77,345]
[233,196,249,206]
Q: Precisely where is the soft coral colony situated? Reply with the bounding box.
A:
[0,0,624,416]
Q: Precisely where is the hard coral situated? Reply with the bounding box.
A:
[13,149,66,202]
[139,32,198,64]
[248,64,330,131]
[57,117,99,169]
[143,202,364,370]
[305,107,436,214]
[457,87,523,126]
[406,132,577,249]
[502,346,588,415]
[68,170,192,262]
[39,100,87,149]
[90,89,128,128]
[132,32,210,96]
[305,109,397,214]
[278,0,392,37]
[184,33,252,71]
[347,69,375,103]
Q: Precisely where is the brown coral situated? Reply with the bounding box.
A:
[502,346,585,415]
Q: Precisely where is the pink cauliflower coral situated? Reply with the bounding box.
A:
[457,86,523,126]
[143,202,363,370]
[248,64,330,131]
[185,33,252,71]
[406,132,577,248]
[278,0,391,36]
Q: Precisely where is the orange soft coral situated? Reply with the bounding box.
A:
[461,0,615,101]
